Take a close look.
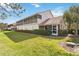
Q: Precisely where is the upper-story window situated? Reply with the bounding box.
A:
[37,15,42,19]
[17,15,41,25]
[17,20,23,26]
[24,16,37,24]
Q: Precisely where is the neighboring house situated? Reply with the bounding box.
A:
[6,24,16,30]
[16,10,67,36]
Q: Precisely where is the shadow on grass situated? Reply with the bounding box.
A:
[43,36,65,40]
[4,31,38,43]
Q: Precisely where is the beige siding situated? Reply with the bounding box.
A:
[59,19,67,30]
[16,10,54,30]
[17,16,38,30]
[17,23,39,30]
[37,10,53,24]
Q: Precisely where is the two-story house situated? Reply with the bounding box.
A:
[16,10,66,36]
[16,10,53,30]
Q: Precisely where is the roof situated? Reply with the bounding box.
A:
[16,14,40,23]
[16,10,53,23]
[39,16,63,26]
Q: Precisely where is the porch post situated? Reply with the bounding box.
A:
[57,25,58,36]
[44,26,45,30]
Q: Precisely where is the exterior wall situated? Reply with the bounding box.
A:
[37,10,53,24]
[16,16,39,30]
[59,19,67,30]
[16,10,53,30]
[17,23,39,30]
[54,17,67,30]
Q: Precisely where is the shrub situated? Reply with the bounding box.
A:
[68,29,75,34]
[59,29,77,36]
[15,30,33,33]
[32,29,52,36]
[15,29,52,36]
[59,30,68,36]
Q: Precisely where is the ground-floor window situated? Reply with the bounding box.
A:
[45,25,52,31]
[39,26,45,30]
[39,25,52,30]
[52,25,58,35]
[52,25,57,34]
[39,25,58,35]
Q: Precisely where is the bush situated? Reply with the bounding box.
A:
[15,30,33,33]
[15,29,52,36]
[32,29,52,36]
[59,29,77,36]
[4,29,12,31]
[59,30,68,36]
[68,29,75,34]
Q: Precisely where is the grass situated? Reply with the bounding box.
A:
[66,37,79,43]
[0,31,77,56]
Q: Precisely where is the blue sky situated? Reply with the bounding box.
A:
[1,3,79,24]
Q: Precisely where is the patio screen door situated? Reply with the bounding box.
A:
[52,25,58,36]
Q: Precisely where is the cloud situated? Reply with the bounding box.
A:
[51,7,65,17]
[32,4,40,7]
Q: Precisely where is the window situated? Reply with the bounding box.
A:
[37,15,42,19]
[31,16,37,23]
[45,25,52,30]
[53,26,56,30]
[52,25,57,34]
[22,18,27,24]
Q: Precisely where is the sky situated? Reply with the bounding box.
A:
[1,3,79,24]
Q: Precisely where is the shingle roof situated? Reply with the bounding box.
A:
[16,10,53,23]
[39,16,63,26]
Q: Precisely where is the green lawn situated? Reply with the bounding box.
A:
[0,31,77,56]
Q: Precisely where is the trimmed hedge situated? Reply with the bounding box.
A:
[15,29,52,36]
[15,30,33,33]
[15,29,79,36]
[32,29,52,36]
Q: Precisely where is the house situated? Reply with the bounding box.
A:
[39,16,67,35]
[16,10,53,30]
[16,10,67,36]
[6,24,17,30]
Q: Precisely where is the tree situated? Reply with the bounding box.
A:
[70,6,79,35]
[0,23,7,31]
[0,3,25,31]
[63,11,73,34]
[63,6,79,35]
[0,3,25,20]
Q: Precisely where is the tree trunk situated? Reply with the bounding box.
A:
[67,24,71,34]
[75,23,78,36]
[75,29,78,35]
